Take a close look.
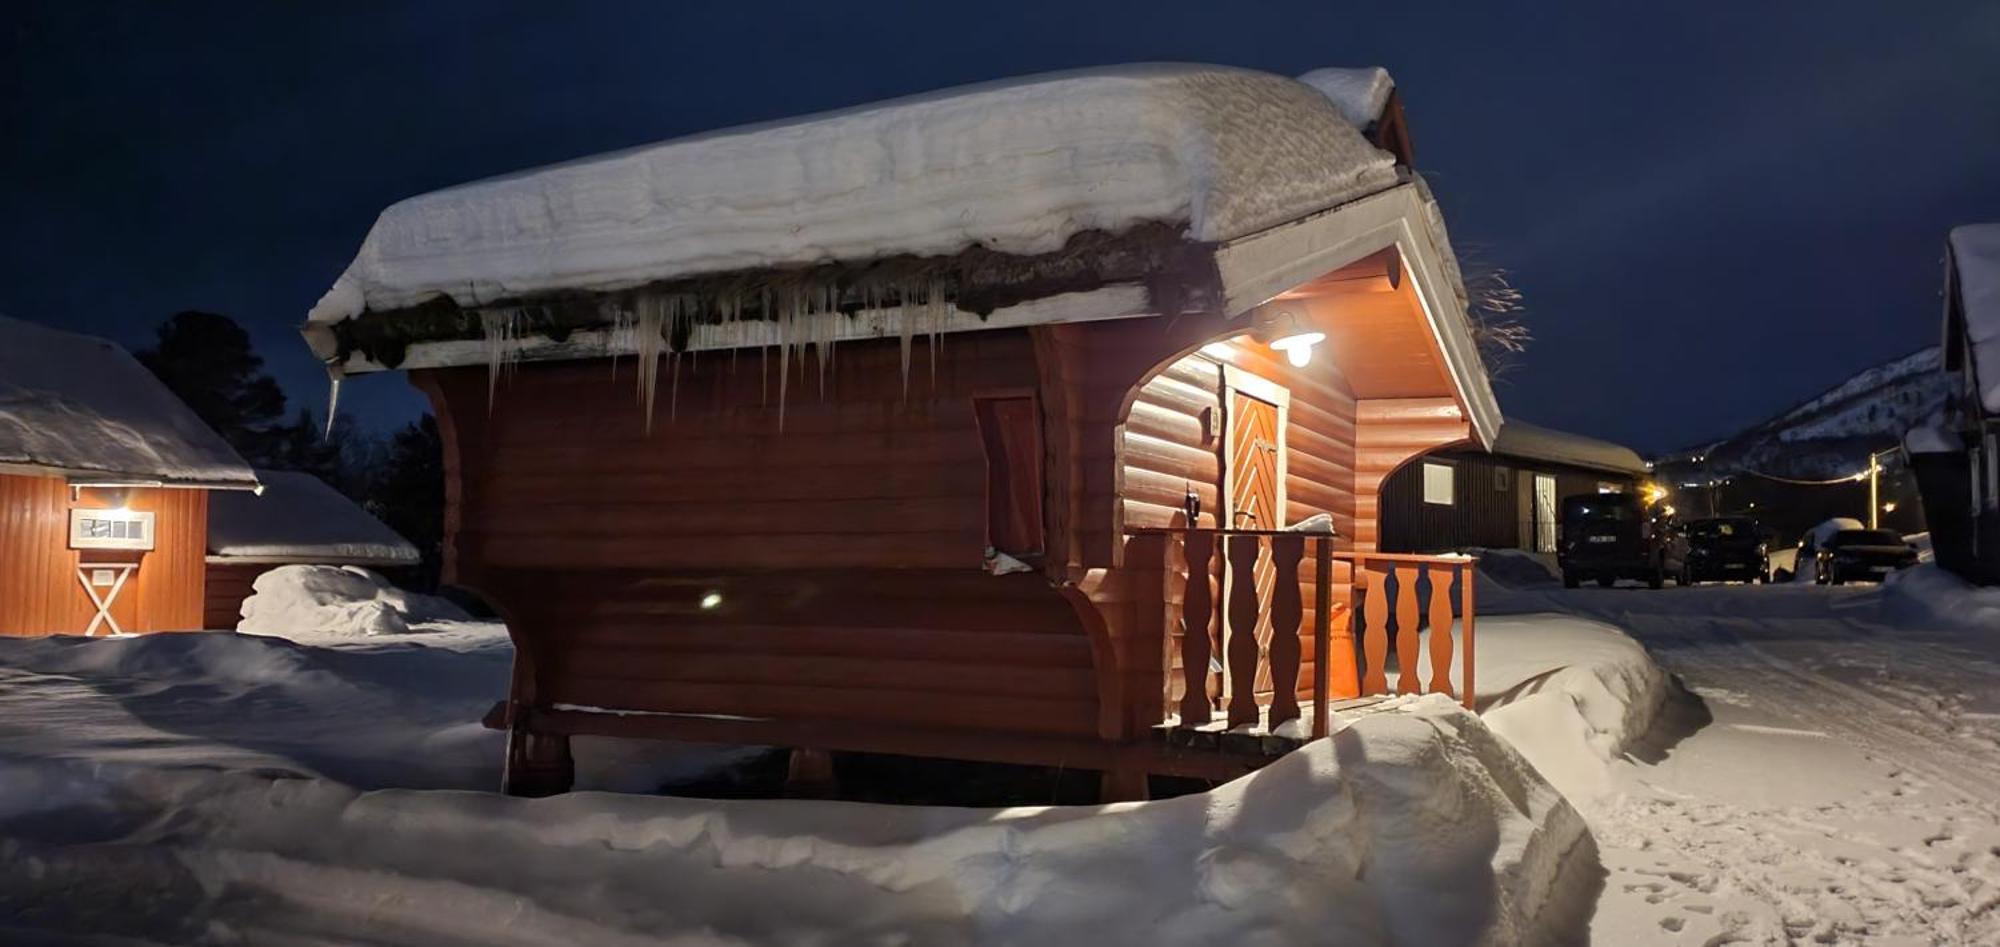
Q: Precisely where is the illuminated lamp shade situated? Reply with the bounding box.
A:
[1251,307,1326,367]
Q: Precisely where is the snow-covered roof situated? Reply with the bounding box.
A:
[1946,224,2000,415]
[0,315,258,488]
[1491,420,1649,477]
[207,470,418,564]
[308,63,1401,328]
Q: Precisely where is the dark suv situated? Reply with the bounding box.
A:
[1667,517,1770,585]
[1813,529,1919,585]
[1559,493,1667,589]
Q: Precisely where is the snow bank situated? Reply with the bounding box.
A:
[0,626,754,795]
[237,564,468,637]
[1881,563,2000,631]
[1473,615,1671,805]
[1477,548,1562,587]
[1948,223,2000,414]
[0,695,1596,946]
[310,64,1398,324]
[208,469,418,564]
[0,315,257,486]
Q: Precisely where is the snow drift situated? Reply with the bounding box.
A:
[1881,563,2000,631]
[1475,616,1670,805]
[0,694,1596,947]
[236,564,468,637]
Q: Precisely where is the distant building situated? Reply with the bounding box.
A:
[1912,223,2000,584]
[203,469,419,629]
[0,316,260,635]
[1378,420,1650,554]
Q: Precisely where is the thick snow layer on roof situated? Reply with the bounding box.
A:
[310,64,1400,324]
[1948,224,2000,414]
[208,470,417,563]
[1491,419,1649,477]
[0,316,257,486]
[1294,66,1395,127]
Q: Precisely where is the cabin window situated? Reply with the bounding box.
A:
[1598,481,1623,494]
[972,394,1044,556]
[1493,467,1512,492]
[1422,462,1455,506]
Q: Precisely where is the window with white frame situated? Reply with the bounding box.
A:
[1422,462,1455,506]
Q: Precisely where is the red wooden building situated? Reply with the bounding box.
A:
[0,316,260,636]
[305,65,1503,798]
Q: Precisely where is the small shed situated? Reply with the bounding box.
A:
[0,315,259,636]
[305,63,1503,798]
[1913,223,2000,583]
[203,469,420,628]
[1380,420,1650,555]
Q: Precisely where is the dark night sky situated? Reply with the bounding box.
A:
[5,2,1998,453]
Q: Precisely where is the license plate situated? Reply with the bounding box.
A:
[1588,535,1616,544]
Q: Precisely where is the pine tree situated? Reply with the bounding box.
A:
[369,414,445,589]
[136,311,290,464]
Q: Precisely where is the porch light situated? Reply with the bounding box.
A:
[1253,308,1325,367]
[699,591,723,610]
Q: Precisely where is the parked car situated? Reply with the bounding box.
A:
[1559,492,1667,589]
[1813,528,1919,585]
[1666,517,1770,585]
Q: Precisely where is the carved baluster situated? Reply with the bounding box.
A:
[1360,560,1391,695]
[1395,564,1422,695]
[1268,534,1304,731]
[1427,562,1457,699]
[1226,534,1262,729]
[1461,561,1478,710]
[1312,539,1333,738]
[1179,531,1214,726]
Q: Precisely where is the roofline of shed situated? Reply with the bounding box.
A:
[0,463,263,492]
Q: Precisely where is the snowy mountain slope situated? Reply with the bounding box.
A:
[1657,346,1951,479]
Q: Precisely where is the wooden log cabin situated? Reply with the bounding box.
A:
[304,64,1504,798]
[0,316,260,636]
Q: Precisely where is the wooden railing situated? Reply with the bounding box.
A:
[1133,528,1477,740]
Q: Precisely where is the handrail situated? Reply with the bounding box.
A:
[1130,528,1477,742]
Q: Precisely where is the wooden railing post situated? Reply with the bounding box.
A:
[1461,559,1477,710]
[1393,564,1422,695]
[1268,534,1304,731]
[1179,530,1214,726]
[1427,562,1457,700]
[1312,537,1332,739]
[1225,534,1262,729]
[1359,556,1390,696]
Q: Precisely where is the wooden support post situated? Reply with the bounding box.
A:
[785,748,839,798]
[1100,761,1150,802]
[501,718,574,798]
[1180,531,1215,726]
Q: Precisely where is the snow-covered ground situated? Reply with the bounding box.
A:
[0,591,1595,944]
[1485,573,2000,944]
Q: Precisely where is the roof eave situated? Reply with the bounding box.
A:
[1210,182,1501,448]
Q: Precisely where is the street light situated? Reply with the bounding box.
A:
[1866,447,1896,529]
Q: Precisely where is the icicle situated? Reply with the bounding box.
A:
[322,365,344,439]
[897,281,915,400]
[480,308,521,415]
[635,295,665,432]
[607,302,635,381]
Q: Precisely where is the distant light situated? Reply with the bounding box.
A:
[699,591,724,610]
[1882,501,1897,513]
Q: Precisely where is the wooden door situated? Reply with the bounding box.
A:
[1534,473,1558,554]
[1227,390,1282,698]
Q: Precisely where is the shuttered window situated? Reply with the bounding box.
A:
[972,394,1044,555]
[1422,462,1455,506]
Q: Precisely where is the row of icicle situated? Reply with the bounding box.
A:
[480,282,954,431]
